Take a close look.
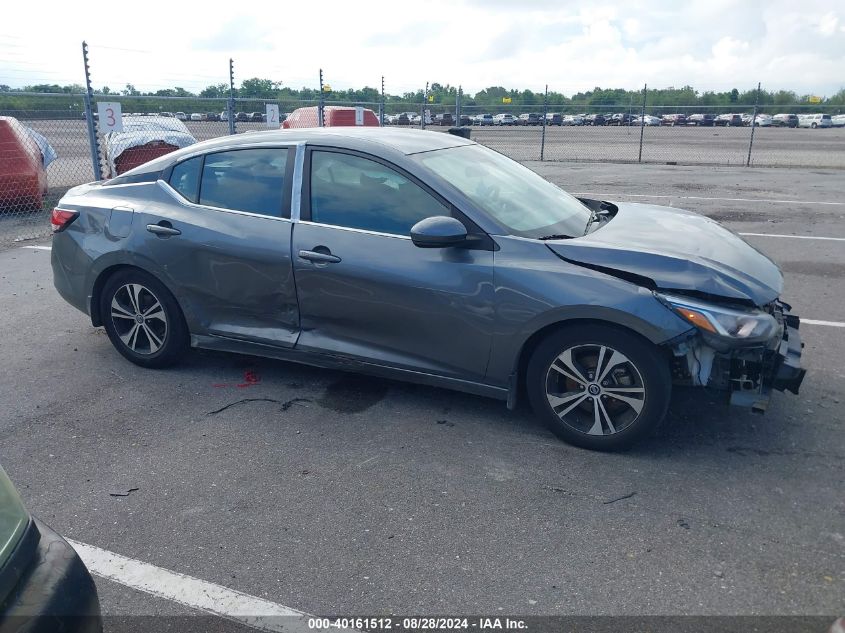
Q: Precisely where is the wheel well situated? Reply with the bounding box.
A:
[512,318,670,406]
[91,265,134,326]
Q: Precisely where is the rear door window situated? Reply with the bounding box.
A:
[199,148,290,217]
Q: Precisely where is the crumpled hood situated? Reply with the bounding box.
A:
[547,202,783,306]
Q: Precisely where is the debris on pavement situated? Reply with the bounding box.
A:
[109,487,139,497]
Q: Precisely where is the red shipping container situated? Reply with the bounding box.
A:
[282,106,379,129]
[0,116,47,209]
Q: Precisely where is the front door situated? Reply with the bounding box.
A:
[292,148,495,381]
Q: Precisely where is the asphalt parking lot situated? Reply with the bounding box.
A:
[0,161,843,631]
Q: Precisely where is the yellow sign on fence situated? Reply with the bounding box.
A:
[322,84,332,93]
[502,97,512,104]
[809,95,821,103]
[428,95,434,102]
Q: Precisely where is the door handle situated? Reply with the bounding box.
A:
[146,222,181,237]
[298,249,341,264]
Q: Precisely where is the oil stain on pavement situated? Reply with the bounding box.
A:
[317,374,389,413]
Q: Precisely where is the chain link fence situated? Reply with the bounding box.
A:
[2,90,844,248]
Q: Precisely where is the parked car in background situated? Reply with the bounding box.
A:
[248,112,263,122]
[715,113,743,127]
[632,115,662,126]
[0,116,55,210]
[235,112,250,122]
[103,115,196,177]
[831,114,845,128]
[206,112,219,122]
[175,112,187,121]
[585,114,606,126]
[189,113,204,121]
[518,113,541,126]
[772,113,798,127]
[687,113,715,126]
[753,114,773,127]
[396,113,411,126]
[740,113,754,126]
[0,463,102,631]
[160,112,174,118]
[282,106,380,128]
[493,113,516,126]
[661,114,687,126]
[562,114,585,126]
[475,113,494,126]
[220,111,229,122]
[434,113,455,126]
[798,113,832,128]
[545,112,562,126]
[50,128,806,450]
[459,114,473,126]
[608,113,634,126]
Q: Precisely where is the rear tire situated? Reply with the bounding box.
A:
[526,325,671,451]
[100,269,189,368]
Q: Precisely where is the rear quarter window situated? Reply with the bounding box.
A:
[169,156,202,202]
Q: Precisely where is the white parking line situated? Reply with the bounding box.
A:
[20,245,52,250]
[69,540,323,632]
[801,319,845,328]
[572,192,845,206]
[739,232,845,242]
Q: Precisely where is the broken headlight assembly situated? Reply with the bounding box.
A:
[659,294,780,344]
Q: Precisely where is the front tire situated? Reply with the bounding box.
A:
[526,325,671,451]
[100,269,189,368]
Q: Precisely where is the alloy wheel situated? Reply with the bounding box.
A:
[544,344,646,436]
[110,283,168,355]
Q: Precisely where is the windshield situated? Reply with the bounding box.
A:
[417,144,591,238]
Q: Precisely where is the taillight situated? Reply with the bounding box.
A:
[51,208,79,233]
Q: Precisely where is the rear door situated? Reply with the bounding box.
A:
[134,146,300,347]
[291,148,495,381]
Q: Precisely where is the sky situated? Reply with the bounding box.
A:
[2,0,843,96]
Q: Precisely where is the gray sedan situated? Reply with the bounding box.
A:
[50,128,805,450]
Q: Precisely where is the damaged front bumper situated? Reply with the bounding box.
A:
[673,301,806,413]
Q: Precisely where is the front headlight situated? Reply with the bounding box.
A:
[660,294,779,341]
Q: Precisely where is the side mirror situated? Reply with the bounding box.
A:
[410,216,468,248]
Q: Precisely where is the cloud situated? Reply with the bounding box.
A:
[365,22,442,47]
[818,12,839,36]
[193,16,274,52]
[1,0,843,96]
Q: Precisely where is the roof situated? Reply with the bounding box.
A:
[120,127,474,177]
[239,127,472,154]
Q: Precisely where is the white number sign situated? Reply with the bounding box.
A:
[97,102,123,132]
[266,104,280,128]
[355,106,364,126]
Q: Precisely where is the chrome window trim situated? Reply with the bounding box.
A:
[298,220,412,241]
[157,180,292,223]
[101,181,157,190]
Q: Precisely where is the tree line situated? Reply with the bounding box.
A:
[2,80,844,115]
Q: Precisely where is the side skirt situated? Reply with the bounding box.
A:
[192,334,509,403]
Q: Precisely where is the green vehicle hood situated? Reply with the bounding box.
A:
[0,465,29,570]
